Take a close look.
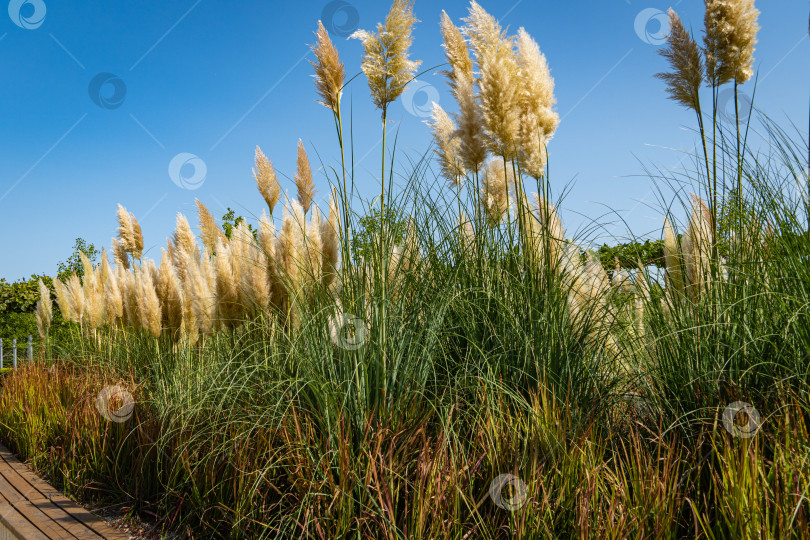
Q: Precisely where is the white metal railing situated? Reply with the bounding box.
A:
[0,336,32,370]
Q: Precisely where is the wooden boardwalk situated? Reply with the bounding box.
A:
[0,444,129,540]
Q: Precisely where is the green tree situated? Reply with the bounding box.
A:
[56,238,99,280]
[221,208,257,241]
[350,208,408,265]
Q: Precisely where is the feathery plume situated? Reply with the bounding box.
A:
[196,199,227,253]
[480,157,512,225]
[158,249,184,337]
[704,0,760,86]
[440,11,473,90]
[35,279,52,340]
[103,256,124,323]
[321,191,341,290]
[53,278,74,322]
[515,28,559,178]
[254,146,281,215]
[682,195,714,301]
[656,9,704,111]
[464,2,520,159]
[663,217,685,295]
[454,76,488,172]
[111,237,129,270]
[136,262,162,338]
[258,211,281,306]
[350,0,421,111]
[277,198,307,304]
[173,213,197,259]
[295,140,316,214]
[80,252,105,330]
[214,239,240,324]
[116,204,143,259]
[66,274,85,325]
[305,206,324,285]
[429,103,465,187]
[310,20,346,113]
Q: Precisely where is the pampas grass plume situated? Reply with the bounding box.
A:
[310,20,346,113]
[515,28,559,178]
[295,140,316,214]
[196,199,227,253]
[351,0,421,111]
[656,9,703,111]
[429,103,465,187]
[254,146,281,215]
[704,0,760,86]
[440,10,473,89]
[35,279,52,340]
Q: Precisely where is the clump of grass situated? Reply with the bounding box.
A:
[3,0,810,538]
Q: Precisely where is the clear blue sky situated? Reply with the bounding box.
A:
[1,0,807,280]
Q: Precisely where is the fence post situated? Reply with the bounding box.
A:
[12,338,17,370]
[27,335,33,362]
[0,338,3,370]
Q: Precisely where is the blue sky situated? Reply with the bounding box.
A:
[1,0,807,280]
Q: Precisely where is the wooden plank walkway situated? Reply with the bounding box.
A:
[0,444,129,540]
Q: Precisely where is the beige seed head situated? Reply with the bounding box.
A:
[136,263,162,338]
[111,237,129,270]
[80,252,105,330]
[464,2,521,159]
[295,140,316,214]
[663,216,685,295]
[53,278,74,322]
[254,146,281,215]
[480,157,512,225]
[310,20,346,114]
[440,10,473,90]
[173,213,197,259]
[158,249,184,337]
[656,9,704,111]
[116,204,143,259]
[35,279,53,340]
[350,0,421,111]
[682,194,714,301]
[66,274,85,324]
[454,76,488,172]
[515,28,559,179]
[321,190,341,289]
[429,103,465,187]
[104,258,124,323]
[704,0,760,86]
[214,239,240,324]
[196,199,227,253]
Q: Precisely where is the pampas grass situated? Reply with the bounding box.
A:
[704,0,760,86]
[173,213,197,259]
[429,103,465,188]
[136,261,162,338]
[656,9,704,112]
[254,146,281,215]
[480,157,512,225]
[196,199,227,253]
[351,0,421,112]
[295,139,316,214]
[682,195,715,302]
[310,20,345,114]
[35,279,52,340]
[663,216,685,297]
[116,204,143,260]
[439,10,473,90]
[515,28,558,179]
